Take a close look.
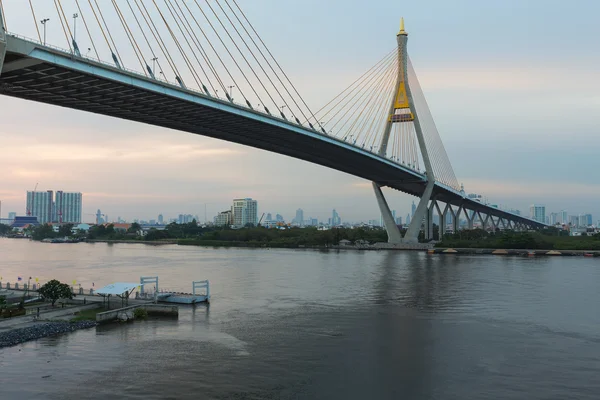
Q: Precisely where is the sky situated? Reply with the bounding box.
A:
[1,0,599,224]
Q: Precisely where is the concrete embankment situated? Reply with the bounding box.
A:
[96,304,178,323]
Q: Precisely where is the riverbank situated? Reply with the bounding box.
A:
[86,239,177,245]
[431,248,600,256]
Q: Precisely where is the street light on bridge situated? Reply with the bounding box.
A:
[72,13,79,42]
[40,18,50,45]
[151,57,158,75]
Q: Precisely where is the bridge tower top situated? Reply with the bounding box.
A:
[398,17,408,36]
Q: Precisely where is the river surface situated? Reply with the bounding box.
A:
[0,238,599,399]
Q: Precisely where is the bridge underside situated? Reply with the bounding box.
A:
[0,39,426,196]
[0,36,545,230]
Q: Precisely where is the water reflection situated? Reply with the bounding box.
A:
[1,242,600,399]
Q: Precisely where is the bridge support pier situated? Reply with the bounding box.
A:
[434,201,444,240]
[465,209,474,230]
[372,182,403,244]
[441,203,451,238]
[403,179,436,243]
[452,206,462,233]
[477,211,485,230]
[425,199,435,240]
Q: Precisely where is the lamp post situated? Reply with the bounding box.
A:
[151,57,158,74]
[40,18,49,45]
[72,13,79,42]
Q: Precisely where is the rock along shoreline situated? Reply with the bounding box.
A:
[0,321,98,348]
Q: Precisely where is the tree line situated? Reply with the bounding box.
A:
[437,228,600,250]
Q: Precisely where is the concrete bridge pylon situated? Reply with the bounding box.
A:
[373,18,436,244]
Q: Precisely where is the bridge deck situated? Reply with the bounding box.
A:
[0,35,544,228]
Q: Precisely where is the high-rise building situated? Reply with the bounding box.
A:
[54,191,82,223]
[529,204,546,224]
[406,213,411,225]
[214,210,233,226]
[549,212,558,225]
[158,214,164,225]
[266,213,272,221]
[294,208,304,226]
[178,214,194,224]
[275,214,284,222]
[331,209,341,226]
[26,190,53,224]
[395,216,402,225]
[232,198,258,227]
[579,214,593,227]
[8,212,16,222]
[569,215,579,226]
[560,210,568,224]
[411,201,416,219]
[96,209,105,225]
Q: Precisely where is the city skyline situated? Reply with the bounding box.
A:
[1,0,599,222]
[2,188,596,228]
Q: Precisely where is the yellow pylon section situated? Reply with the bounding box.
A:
[388,17,413,122]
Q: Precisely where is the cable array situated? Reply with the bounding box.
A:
[311,49,422,172]
[408,58,459,190]
[18,0,322,130]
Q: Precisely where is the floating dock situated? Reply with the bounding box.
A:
[136,277,210,304]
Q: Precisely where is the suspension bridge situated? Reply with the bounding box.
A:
[0,1,546,244]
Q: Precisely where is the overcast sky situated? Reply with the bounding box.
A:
[1,0,599,223]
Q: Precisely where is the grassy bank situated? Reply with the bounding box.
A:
[71,308,104,322]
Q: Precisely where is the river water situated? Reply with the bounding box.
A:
[0,238,599,399]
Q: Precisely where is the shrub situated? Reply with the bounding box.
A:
[133,307,148,319]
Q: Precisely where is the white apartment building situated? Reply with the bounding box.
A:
[232,198,258,227]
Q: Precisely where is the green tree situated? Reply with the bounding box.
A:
[0,224,12,236]
[31,224,56,241]
[145,228,172,241]
[38,279,74,306]
[0,295,6,313]
[127,222,141,234]
[57,223,74,237]
[105,224,116,238]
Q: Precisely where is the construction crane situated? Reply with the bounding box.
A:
[27,182,38,216]
[83,212,105,225]
[258,213,265,225]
